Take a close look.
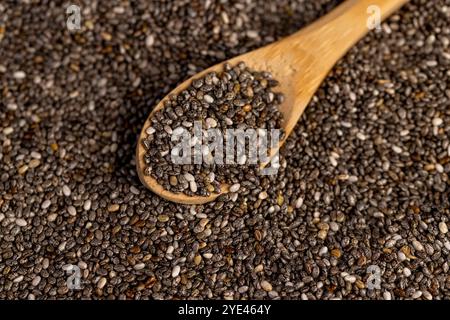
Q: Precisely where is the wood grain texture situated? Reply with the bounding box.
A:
[136,0,409,204]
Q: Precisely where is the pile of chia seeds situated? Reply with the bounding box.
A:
[141,62,284,197]
[0,0,449,300]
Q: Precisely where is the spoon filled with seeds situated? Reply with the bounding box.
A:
[136,0,409,204]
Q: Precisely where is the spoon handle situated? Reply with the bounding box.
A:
[273,0,409,136]
[288,0,409,73]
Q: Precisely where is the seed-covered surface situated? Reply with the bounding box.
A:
[1,0,450,300]
[141,62,284,197]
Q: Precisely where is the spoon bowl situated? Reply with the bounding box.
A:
[136,0,409,204]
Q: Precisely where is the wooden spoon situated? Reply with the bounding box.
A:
[136,0,409,204]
